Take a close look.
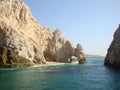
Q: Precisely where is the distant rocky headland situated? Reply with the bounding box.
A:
[86,55,105,59]
[0,0,86,68]
[105,25,120,68]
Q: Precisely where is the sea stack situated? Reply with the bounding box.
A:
[0,0,86,68]
[105,25,120,68]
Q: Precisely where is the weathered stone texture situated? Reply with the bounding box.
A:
[0,0,86,67]
[105,25,120,68]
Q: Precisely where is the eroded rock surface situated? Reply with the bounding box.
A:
[0,0,86,67]
[44,29,74,63]
[75,44,86,64]
[105,25,120,68]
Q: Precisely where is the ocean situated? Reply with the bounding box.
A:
[0,57,120,90]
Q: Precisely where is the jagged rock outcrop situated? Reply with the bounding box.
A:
[44,29,74,63]
[0,47,32,68]
[105,25,120,68]
[0,0,86,67]
[75,44,86,64]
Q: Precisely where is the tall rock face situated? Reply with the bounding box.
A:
[0,0,86,67]
[105,25,120,68]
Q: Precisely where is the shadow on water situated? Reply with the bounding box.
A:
[104,65,120,90]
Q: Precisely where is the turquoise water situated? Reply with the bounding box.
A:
[1,57,120,90]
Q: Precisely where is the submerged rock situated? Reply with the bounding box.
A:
[0,0,86,67]
[105,25,120,68]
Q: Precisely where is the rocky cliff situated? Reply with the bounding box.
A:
[105,25,120,68]
[0,0,86,68]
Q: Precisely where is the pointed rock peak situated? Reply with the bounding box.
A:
[114,24,120,38]
[116,24,120,30]
[53,28,62,35]
[77,44,83,50]
[53,28,64,39]
[119,24,120,28]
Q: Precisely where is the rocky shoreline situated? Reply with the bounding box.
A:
[0,0,86,68]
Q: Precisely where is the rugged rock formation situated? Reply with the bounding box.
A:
[0,47,32,68]
[44,29,74,63]
[75,44,86,64]
[105,25,120,68]
[0,0,86,67]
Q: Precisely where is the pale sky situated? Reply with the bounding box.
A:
[24,0,120,56]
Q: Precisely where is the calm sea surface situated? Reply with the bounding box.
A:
[0,57,120,90]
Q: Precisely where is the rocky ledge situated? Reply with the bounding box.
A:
[0,0,86,68]
[105,25,120,68]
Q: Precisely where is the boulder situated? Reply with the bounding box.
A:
[70,56,78,63]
